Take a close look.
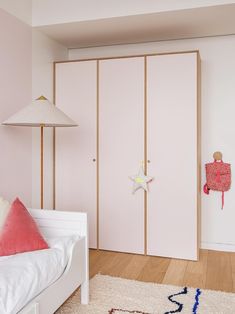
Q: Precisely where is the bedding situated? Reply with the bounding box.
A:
[0,235,80,314]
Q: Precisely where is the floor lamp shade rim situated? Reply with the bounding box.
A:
[2,97,77,127]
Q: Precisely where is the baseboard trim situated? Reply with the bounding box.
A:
[201,241,235,252]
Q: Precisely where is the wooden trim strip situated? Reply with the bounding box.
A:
[144,56,147,255]
[53,62,56,210]
[197,51,202,260]
[54,50,200,65]
[97,60,100,249]
[52,129,56,209]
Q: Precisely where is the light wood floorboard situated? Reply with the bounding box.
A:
[138,256,171,283]
[230,252,235,292]
[89,249,235,292]
[120,254,150,280]
[205,250,233,292]
[162,259,188,286]
[182,250,208,288]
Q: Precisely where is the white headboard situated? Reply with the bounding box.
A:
[29,209,88,238]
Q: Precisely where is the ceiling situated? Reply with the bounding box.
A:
[34,4,235,49]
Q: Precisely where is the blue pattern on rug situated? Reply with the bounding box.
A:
[192,288,201,313]
[164,287,188,313]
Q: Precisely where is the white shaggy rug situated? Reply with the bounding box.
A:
[57,274,235,313]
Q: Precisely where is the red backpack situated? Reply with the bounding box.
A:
[203,158,231,209]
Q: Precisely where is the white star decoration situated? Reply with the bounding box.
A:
[130,166,153,194]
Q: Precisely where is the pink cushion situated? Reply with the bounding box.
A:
[0,198,49,256]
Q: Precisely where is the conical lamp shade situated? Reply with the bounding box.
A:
[2,96,77,127]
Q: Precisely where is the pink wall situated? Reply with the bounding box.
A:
[0,9,32,206]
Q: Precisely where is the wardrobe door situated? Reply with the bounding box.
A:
[99,57,144,254]
[55,61,97,248]
[147,53,199,260]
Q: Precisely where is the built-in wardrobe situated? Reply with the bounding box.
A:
[54,51,201,261]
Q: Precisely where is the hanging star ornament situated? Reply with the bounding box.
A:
[130,165,153,194]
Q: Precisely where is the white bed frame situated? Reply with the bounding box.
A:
[19,209,89,314]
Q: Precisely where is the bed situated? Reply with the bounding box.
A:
[0,208,89,314]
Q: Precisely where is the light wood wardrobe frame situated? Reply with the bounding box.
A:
[53,50,201,258]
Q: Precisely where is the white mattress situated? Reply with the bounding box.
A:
[0,235,79,314]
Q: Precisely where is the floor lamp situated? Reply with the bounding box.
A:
[2,96,77,209]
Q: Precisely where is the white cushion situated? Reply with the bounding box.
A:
[0,197,10,229]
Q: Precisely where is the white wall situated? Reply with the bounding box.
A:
[32,0,235,26]
[69,34,235,252]
[0,0,32,24]
[0,8,32,206]
[32,29,68,209]
[0,4,68,209]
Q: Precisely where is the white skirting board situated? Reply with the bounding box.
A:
[201,241,235,252]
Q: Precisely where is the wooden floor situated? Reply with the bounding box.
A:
[90,249,235,293]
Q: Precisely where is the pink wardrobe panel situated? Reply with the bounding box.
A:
[99,57,145,254]
[55,61,97,248]
[147,53,198,260]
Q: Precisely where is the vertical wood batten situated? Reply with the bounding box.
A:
[144,56,148,255]
[97,60,100,249]
[197,51,202,259]
[53,62,56,210]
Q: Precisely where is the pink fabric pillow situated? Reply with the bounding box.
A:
[0,198,49,256]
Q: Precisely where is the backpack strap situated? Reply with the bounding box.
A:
[222,191,224,210]
[214,160,224,209]
[216,169,221,183]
